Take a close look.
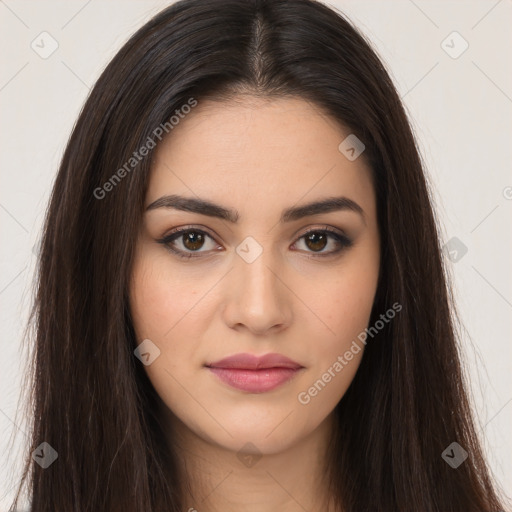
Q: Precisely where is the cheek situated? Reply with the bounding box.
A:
[304,247,379,343]
[300,243,379,393]
[325,268,378,339]
[129,252,212,396]
[130,248,210,342]
[129,253,210,414]
[294,279,376,417]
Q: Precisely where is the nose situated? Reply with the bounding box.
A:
[221,247,292,336]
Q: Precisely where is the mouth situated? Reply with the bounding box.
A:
[205,352,304,393]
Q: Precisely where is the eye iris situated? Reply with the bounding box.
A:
[305,232,327,252]
[183,231,205,251]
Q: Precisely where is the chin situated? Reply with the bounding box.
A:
[198,410,316,456]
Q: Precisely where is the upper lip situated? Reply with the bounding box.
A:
[206,353,303,370]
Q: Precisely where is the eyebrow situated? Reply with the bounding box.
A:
[145,194,365,223]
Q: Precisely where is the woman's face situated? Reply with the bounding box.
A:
[129,96,380,455]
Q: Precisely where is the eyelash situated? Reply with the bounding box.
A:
[156,225,353,260]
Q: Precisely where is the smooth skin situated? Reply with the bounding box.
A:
[129,96,380,512]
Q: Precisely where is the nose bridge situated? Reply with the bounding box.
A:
[235,236,281,300]
[222,235,291,333]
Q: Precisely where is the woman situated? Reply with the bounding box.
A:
[9,0,509,510]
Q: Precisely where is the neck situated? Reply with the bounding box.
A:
[164,410,339,512]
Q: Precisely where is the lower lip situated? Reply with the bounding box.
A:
[207,367,301,393]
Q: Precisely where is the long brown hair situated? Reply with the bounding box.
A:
[8,0,509,510]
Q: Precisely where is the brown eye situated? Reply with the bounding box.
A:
[182,231,206,251]
[304,232,328,252]
[293,228,352,257]
[157,228,219,259]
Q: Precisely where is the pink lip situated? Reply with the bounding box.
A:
[206,353,303,393]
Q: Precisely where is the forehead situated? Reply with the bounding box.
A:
[146,96,375,218]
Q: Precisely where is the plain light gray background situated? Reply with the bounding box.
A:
[1,1,511,509]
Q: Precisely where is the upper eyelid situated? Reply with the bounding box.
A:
[162,225,218,244]
[162,224,347,241]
